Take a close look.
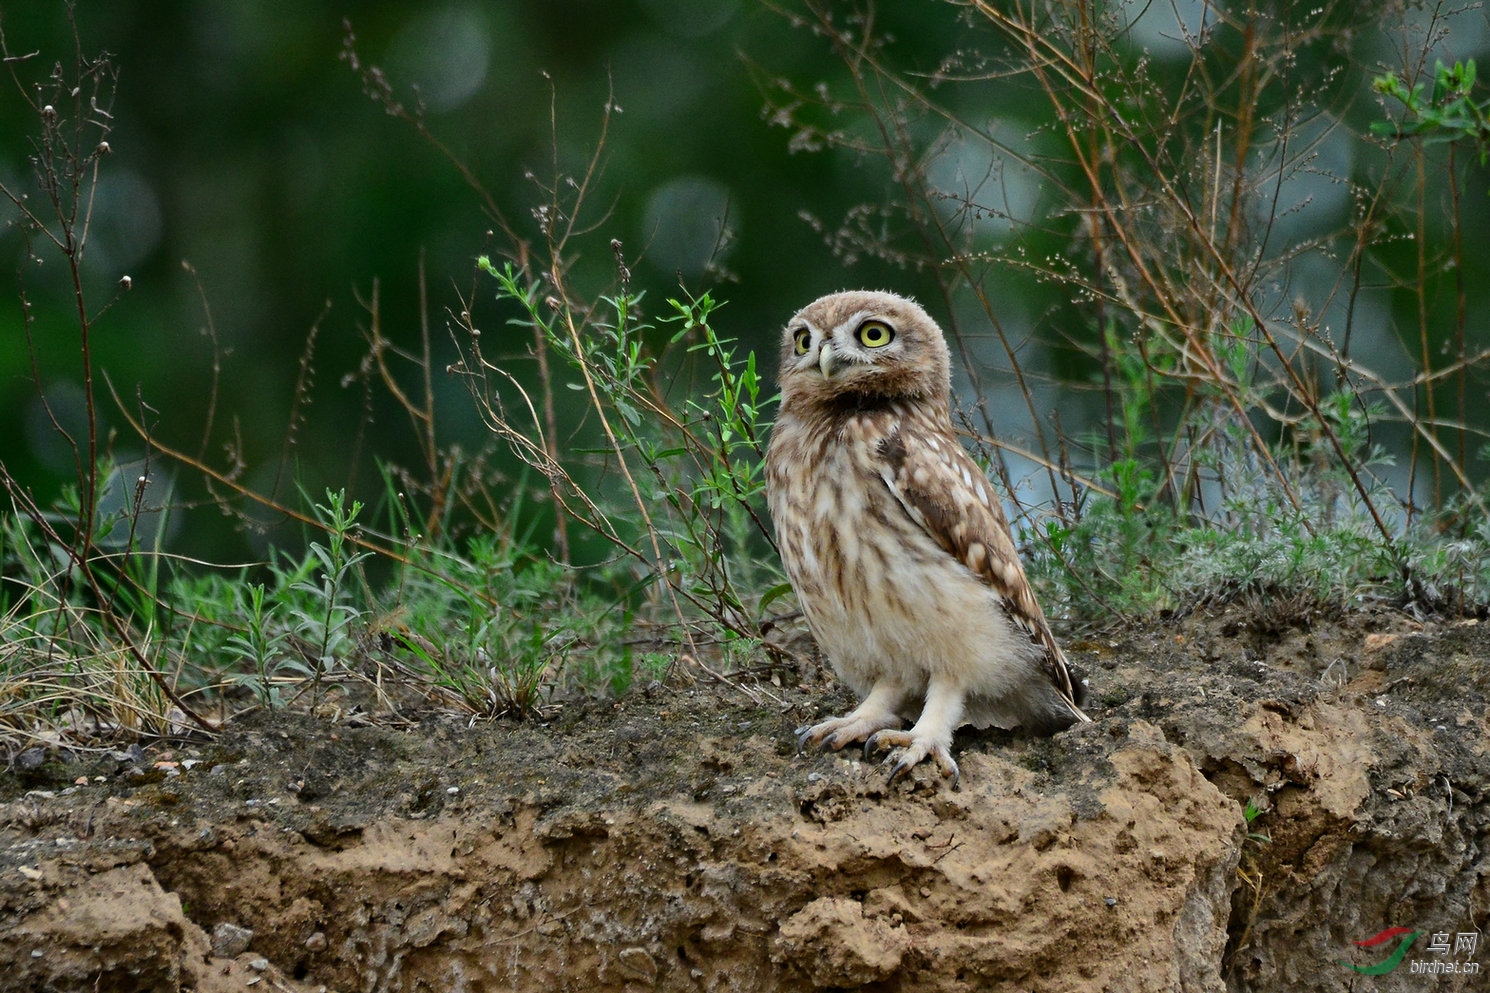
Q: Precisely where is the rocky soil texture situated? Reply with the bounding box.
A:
[0,606,1486,992]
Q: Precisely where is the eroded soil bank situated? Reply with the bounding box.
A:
[1,606,1486,992]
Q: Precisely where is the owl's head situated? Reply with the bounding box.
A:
[777,290,952,411]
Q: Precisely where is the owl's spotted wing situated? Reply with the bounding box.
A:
[876,424,1089,718]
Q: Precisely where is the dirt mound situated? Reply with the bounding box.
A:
[1,607,1486,992]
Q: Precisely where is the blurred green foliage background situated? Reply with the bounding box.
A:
[2,1,1488,564]
[2,1,895,558]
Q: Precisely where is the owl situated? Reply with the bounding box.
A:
[765,290,1090,786]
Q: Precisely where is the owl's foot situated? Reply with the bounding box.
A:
[795,712,902,755]
[864,729,961,788]
[796,681,907,755]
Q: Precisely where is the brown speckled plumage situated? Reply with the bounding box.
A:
[765,290,1089,785]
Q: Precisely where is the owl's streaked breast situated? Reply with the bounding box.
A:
[766,405,1001,698]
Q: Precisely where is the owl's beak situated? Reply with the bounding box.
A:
[818,342,839,378]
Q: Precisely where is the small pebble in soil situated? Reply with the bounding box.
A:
[212,922,254,957]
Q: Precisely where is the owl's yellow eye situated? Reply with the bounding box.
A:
[857,320,895,348]
[793,328,812,355]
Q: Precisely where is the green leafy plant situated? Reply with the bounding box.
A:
[1373,59,1490,163]
[1242,797,1272,846]
[460,257,781,670]
[223,583,289,709]
[286,490,371,707]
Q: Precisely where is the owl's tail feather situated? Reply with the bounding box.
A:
[1066,696,1093,725]
[1050,649,1092,726]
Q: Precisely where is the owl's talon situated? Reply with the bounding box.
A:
[795,710,902,760]
[863,728,906,760]
[865,729,960,787]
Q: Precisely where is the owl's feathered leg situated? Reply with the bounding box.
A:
[865,678,964,787]
[795,680,905,755]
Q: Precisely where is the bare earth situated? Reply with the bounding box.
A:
[1,604,1486,993]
